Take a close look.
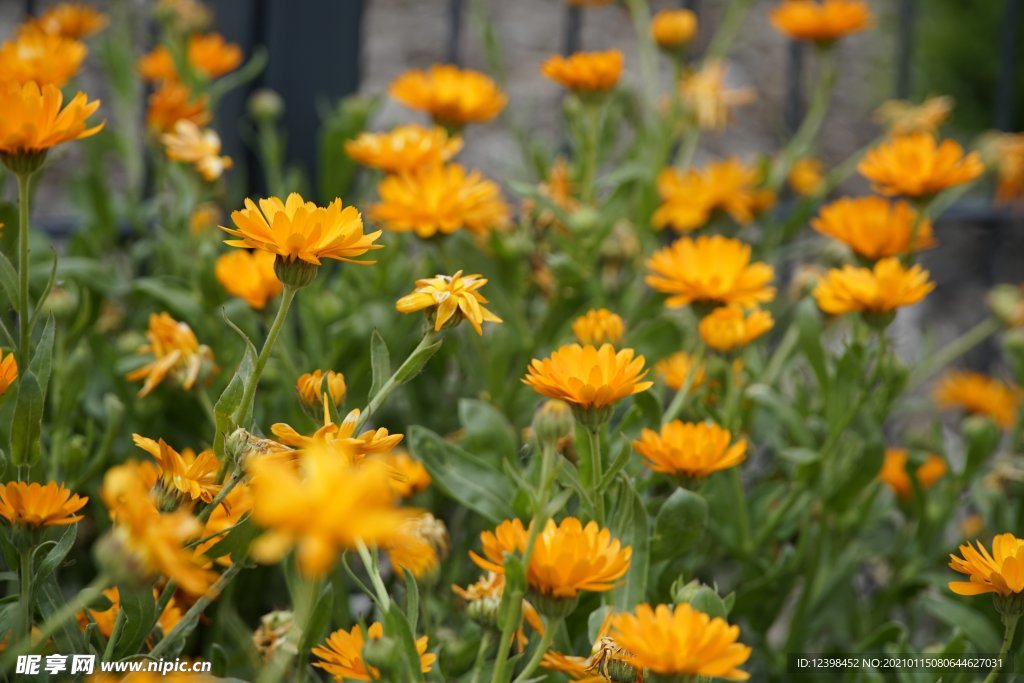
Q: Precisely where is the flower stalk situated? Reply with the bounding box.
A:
[983,612,1019,683]
[231,284,298,426]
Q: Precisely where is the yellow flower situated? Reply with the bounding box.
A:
[132,434,222,505]
[0,81,102,155]
[655,352,705,391]
[858,132,984,198]
[190,201,222,234]
[811,196,936,260]
[137,45,177,83]
[934,370,1019,429]
[375,449,432,498]
[125,312,214,398]
[80,588,181,640]
[541,50,624,92]
[633,420,746,479]
[651,9,698,50]
[146,81,211,133]
[395,270,502,335]
[982,132,1024,204]
[699,305,774,352]
[873,96,954,137]
[387,512,449,578]
[611,603,751,680]
[197,483,253,565]
[788,157,825,196]
[296,369,347,408]
[452,572,544,650]
[541,651,606,683]
[0,481,87,527]
[214,250,283,310]
[680,60,756,131]
[646,235,776,309]
[769,0,873,43]
[272,402,403,462]
[0,29,87,87]
[878,448,946,500]
[812,257,934,315]
[371,163,510,238]
[949,533,1024,597]
[187,32,243,79]
[221,192,382,266]
[344,124,462,173]
[653,159,774,233]
[156,0,213,32]
[160,119,233,181]
[0,349,17,398]
[389,64,507,127]
[572,308,625,345]
[523,343,653,410]
[312,622,436,681]
[24,3,108,39]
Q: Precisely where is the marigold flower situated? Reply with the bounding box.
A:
[222,192,382,267]
[0,29,87,87]
[982,132,1024,204]
[879,448,946,499]
[934,370,1020,429]
[633,420,746,479]
[572,308,625,345]
[187,32,243,79]
[651,9,698,50]
[396,270,502,335]
[769,0,873,43]
[389,64,507,127]
[146,81,211,132]
[132,434,221,505]
[655,352,705,391]
[0,350,17,398]
[24,3,108,39]
[214,250,282,310]
[858,132,984,198]
[874,96,953,136]
[0,481,87,527]
[541,50,624,92]
[345,124,462,174]
[680,61,755,131]
[296,369,347,408]
[541,651,606,683]
[387,512,449,578]
[812,258,933,316]
[156,0,213,32]
[949,533,1024,597]
[161,119,233,180]
[611,603,751,680]
[812,196,936,260]
[453,571,544,648]
[788,157,825,196]
[125,312,214,397]
[312,622,436,681]
[197,483,252,565]
[371,163,510,238]
[699,305,774,352]
[137,45,177,83]
[272,403,402,462]
[653,159,773,233]
[523,343,653,410]
[375,449,432,498]
[646,235,775,309]
[0,81,102,156]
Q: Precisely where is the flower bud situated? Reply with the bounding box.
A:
[248,88,285,123]
[527,589,579,620]
[568,205,602,234]
[274,256,319,289]
[41,286,78,319]
[532,400,574,445]
[988,284,1024,327]
[93,530,149,589]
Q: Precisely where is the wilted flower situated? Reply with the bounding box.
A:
[214,250,283,310]
[571,308,624,345]
[161,120,233,181]
[934,370,1019,429]
[132,434,221,506]
[25,3,108,39]
[949,533,1024,598]
[312,622,436,681]
[874,96,954,136]
[389,64,507,127]
[699,305,774,352]
[788,157,825,196]
[541,50,624,92]
[0,29,86,87]
[0,350,17,398]
[812,196,936,260]
[651,9,698,50]
[812,258,934,315]
[345,124,462,173]
[679,61,756,131]
[125,312,214,398]
[395,270,502,335]
[878,448,947,499]
[655,352,705,391]
[653,159,774,233]
[146,81,210,132]
[633,420,747,479]
[0,481,87,527]
[523,343,652,411]
[858,132,984,198]
[646,235,776,309]
[0,82,102,159]
[453,572,545,648]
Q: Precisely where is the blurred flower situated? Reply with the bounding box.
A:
[137,45,177,82]
[387,512,449,578]
[526,157,578,230]
[788,157,825,196]
[125,312,214,398]
[395,270,502,335]
[646,235,776,309]
[812,196,936,260]
[132,434,221,506]
[699,305,774,352]
[655,352,705,391]
[769,0,872,43]
[156,0,213,32]
[566,0,614,5]
[680,61,755,131]
[961,515,985,539]
[345,124,462,173]
[858,132,984,198]
[80,588,181,639]
[523,343,652,410]
[296,369,347,409]
[146,81,211,132]
[190,202,223,235]
[934,370,1019,429]
[312,622,435,681]
[161,120,233,180]
[572,308,624,345]
[0,481,87,527]
[0,30,86,87]
[0,81,102,156]
[376,449,432,498]
[197,483,252,565]
[272,402,403,462]
[949,533,1024,597]
[389,64,506,127]
[541,651,605,683]
[653,159,774,233]
[371,163,510,238]
[652,9,698,50]
[214,250,282,310]
[812,258,933,315]
[187,33,243,79]
[453,572,544,648]
[0,350,17,398]
[633,420,746,479]
[611,603,751,680]
[541,50,624,92]
[24,3,108,39]
[874,96,953,136]
[878,448,947,499]
[252,611,295,663]
[980,132,1024,203]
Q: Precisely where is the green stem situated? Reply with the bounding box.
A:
[16,172,33,369]
[356,541,391,611]
[197,466,244,524]
[586,426,606,525]
[705,0,757,61]
[357,330,442,432]
[761,325,799,387]
[470,630,494,683]
[489,616,520,683]
[18,547,32,643]
[512,616,560,683]
[729,467,752,556]
[579,102,602,204]
[662,348,705,425]
[907,317,1001,390]
[103,608,127,660]
[231,285,297,426]
[983,613,1019,683]
[623,0,657,110]
[149,561,245,659]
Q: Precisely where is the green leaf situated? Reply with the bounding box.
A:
[795,299,829,390]
[746,384,816,449]
[587,606,612,643]
[652,487,708,558]
[405,573,420,633]
[10,371,43,467]
[458,398,517,463]
[112,583,158,659]
[28,316,55,399]
[921,594,1000,652]
[0,250,16,310]
[36,577,88,653]
[384,602,426,683]
[214,310,258,439]
[33,524,77,584]
[599,439,634,490]
[203,517,259,564]
[393,337,444,385]
[297,582,334,654]
[369,329,390,399]
[132,278,202,321]
[615,479,650,609]
[687,585,728,620]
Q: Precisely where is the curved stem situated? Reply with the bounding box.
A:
[907,317,1001,390]
[983,613,1019,683]
[231,285,297,426]
[357,330,442,432]
[511,617,559,683]
[16,172,33,369]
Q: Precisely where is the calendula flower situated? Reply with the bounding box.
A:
[146,81,211,132]
[214,250,283,310]
[156,0,213,32]
[981,132,1024,203]
[541,50,624,92]
[375,449,432,498]
[371,163,510,238]
[80,588,181,639]
[812,196,936,260]
[949,533,1024,597]
[646,235,776,309]
[389,64,507,127]
[0,481,87,527]
[187,32,242,79]
[137,45,177,83]
[769,0,872,43]
[934,370,1019,429]
[523,343,653,410]
[25,3,108,39]
[651,9,698,50]
[0,350,17,398]
[788,157,825,196]
[272,401,403,462]
[190,201,222,234]
[653,159,775,233]
[541,651,606,683]
[611,603,751,680]
[812,257,934,316]
[633,420,747,479]
[453,572,544,649]
[345,124,462,173]
[296,369,347,408]
[873,96,953,136]
[160,119,233,180]
[655,352,705,391]
[0,29,87,87]
[571,308,624,345]
[680,61,756,131]
[132,434,221,506]
[313,622,436,681]
[395,270,502,335]
[0,81,102,157]
[387,512,449,578]
[125,312,214,398]
[221,192,382,267]
[858,132,984,198]
[699,305,774,352]
[879,448,947,499]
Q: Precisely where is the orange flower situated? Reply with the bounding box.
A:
[132,434,222,505]
[858,132,984,198]
[386,512,449,578]
[878,448,947,499]
[137,45,177,83]
[633,420,746,478]
[146,81,211,133]
[312,622,436,681]
[646,235,775,309]
[812,258,933,315]
[272,403,403,463]
[651,9,698,50]
[0,481,87,527]
[982,132,1024,204]
[375,449,432,498]
[873,96,953,137]
[934,370,1019,429]
[769,0,873,43]
[680,61,756,131]
[126,312,214,397]
[812,196,936,260]
[653,159,774,233]
[396,270,502,335]
[0,29,87,87]
[655,352,705,391]
[541,50,624,92]
[80,588,182,639]
[161,120,233,180]
[699,305,774,352]
[572,308,625,345]
[788,157,825,196]
[949,533,1024,597]
[215,249,283,310]
[523,343,653,410]
[296,369,347,408]
[345,124,462,173]
[389,64,507,127]
[25,3,108,39]
[187,33,242,79]
[0,350,17,398]
[0,81,102,155]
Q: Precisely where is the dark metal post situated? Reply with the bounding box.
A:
[447,0,464,66]
[564,5,582,55]
[784,41,805,134]
[895,0,915,98]
[23,0,35,18]
[994,0,1020,130]
[683,0,699,10]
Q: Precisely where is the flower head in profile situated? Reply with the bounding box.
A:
[161,120,233,180]
[375,449,432,498]
[296,369,347,409]
[0,350,17,398]
[523,343,653,411]
[653,159,775,233]
[874,96,953,137]
[371,163,510,238]
[646,235,776,309]
[396,270,502,335]
[680,61,756,131]
[0,481,87,527]
[611,603,751,680]
[981,132,1024,204]
[0,29,87,87]
[788,157,825,196]
[770,0,872,43]
[132,434,221,506]
[345,124,462,174]
[949,533,1024,598]
[272,400,403,463]
[312,622,436,681]
[125,312,214,397]
[389,64,507,127]
[858,132,984,198]
[187,32,243,79]
[812,196,936,260]
[934,370,1019,429]
[25,3,108,39]
[812,258,934,315]
[0,82,102,157]
[146,81,210,132]
[652,9,698,50]
[699,305,774,352]
[214,250,283,310]
[541,50,624,92]
[453,572,544,649]
[878,448,947,500]
[655,352,705,391]
[633,420,746,479]
[571,308,624,345]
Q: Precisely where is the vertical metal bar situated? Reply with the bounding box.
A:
[683,0,699,11]
[564,5,582,55]
[23,0,35,18]
[895,0,915,98]
[447,0,464,65]
[994,0,1020,130]
[784,41,805,135]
